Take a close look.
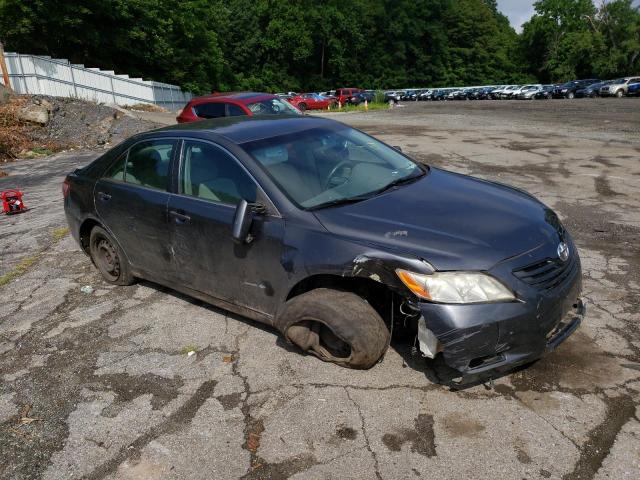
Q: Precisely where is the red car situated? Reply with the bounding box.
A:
[335,88,363,105]
[176,92,301,123]
[288,93,337,111]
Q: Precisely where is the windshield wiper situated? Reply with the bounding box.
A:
[309,171,426,211]
[371,170,426,195]
[308,195,374,211]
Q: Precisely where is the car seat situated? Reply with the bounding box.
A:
[126,148,163,188]
[188,148,240,203]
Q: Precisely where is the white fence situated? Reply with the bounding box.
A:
[3,52,192,111]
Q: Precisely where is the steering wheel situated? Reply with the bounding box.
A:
[323,159,354,189]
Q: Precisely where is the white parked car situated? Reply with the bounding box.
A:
[489,85,508,99]
[500,85,522,99]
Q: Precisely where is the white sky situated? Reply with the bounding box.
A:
[497,0,640,32]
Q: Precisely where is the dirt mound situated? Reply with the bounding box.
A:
[0,95,162,162]
[0,83,11,103]
[123,103,169,113]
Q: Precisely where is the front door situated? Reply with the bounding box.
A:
[167,139,285,318]
[94,138,177,279]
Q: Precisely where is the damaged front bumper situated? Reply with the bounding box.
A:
[416,267,584,376]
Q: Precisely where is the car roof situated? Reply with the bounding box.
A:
[156,114,340,144]
[188,92,275,105]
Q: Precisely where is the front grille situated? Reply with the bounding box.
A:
[513,254,578,291]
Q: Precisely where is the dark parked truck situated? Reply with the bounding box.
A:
[63,116,584,378]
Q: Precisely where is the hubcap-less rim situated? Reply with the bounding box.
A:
[96,237,120,280]
[287,319,352,362]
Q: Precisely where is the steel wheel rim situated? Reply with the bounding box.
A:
[96,237,120,280]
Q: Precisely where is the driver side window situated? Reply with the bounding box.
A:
[180,141,257,205]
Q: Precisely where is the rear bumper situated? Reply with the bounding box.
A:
[418,262,583,376]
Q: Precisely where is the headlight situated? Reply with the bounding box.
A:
[396,270,515,304]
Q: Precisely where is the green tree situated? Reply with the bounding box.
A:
[521,0,598,82]
[0,0,532,93]
[590,0,640,78]
[0,0,226,94]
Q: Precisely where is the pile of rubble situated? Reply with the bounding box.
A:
[0,92,161,162]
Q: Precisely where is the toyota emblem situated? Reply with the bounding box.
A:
[557,242,569,262]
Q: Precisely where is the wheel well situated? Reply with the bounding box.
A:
[286,274,396,323]
[79,218,102,253]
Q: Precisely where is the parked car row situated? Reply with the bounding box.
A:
[177,88,381,123]
[382,77,640,103]
[176,76,639,123]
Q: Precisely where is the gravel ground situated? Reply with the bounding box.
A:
[0,99,639,480]
[1,95,161,164]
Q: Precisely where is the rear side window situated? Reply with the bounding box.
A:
[193,102,226,119]
[180,140,256,205]
[227,104,246,117]
[125,140,176,190]
[105,153,127,180]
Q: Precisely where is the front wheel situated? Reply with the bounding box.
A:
[276,288,390,369]
[298,103,307,111]
[89,226,134,285]
[567,92,575,99]
[615,90,624,98]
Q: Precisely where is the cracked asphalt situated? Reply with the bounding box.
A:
[1,99,639,479]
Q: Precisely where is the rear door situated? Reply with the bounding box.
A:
[167,139,285,317]
[94,138,178,279]
[226,103,247,117]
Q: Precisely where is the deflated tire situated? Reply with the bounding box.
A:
[276,288,390,369]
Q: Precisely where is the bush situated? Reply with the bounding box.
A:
[373,90,386,104]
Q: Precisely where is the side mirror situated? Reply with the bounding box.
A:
[393,145,403,152]
[232,199,265,244]
[232,199,253,244]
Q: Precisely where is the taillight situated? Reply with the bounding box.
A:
[62,178,71,198]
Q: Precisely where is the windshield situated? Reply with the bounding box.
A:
[243,126,425,209]
[247,98,301,116]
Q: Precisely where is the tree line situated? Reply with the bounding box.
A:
[0,0,638,95]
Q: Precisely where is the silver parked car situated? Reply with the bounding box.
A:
[516,84,543,100]
[600,77,640,97]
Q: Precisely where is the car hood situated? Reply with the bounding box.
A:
[313,168,562,271]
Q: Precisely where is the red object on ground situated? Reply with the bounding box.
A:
[1,189,27,214]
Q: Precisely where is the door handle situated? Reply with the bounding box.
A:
[97,191,111,201]
[169,210,191,223]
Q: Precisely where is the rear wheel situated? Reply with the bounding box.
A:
[276,288,390,369]
[89,226,134,285]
